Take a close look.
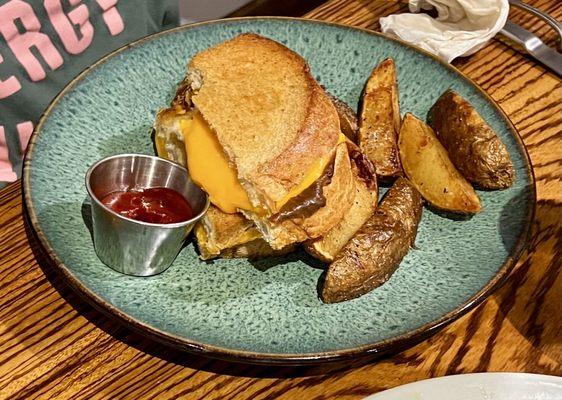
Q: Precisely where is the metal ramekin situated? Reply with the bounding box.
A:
[85,154,209,276]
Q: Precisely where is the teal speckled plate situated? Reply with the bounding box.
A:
[24,18,534,364]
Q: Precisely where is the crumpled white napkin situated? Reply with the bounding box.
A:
[379,0,509,63]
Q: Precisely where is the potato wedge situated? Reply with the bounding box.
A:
[326,92,359,142]
[321,178,423,303]
[305,144,378,262]
[358,58,402,179]
[399,113,481,214]
[429,90,514,189]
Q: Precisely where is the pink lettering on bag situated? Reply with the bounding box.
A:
[95,0,124,36]
[0,126,17,182]
[0,0,64,82]
[17,121,33,153]
[0,52,22,99]
[44,0,94,55]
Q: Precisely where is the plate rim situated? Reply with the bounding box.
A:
[366,373,562,399]
[22,16,536,365]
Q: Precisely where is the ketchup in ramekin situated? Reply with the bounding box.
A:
[101,187,194,224]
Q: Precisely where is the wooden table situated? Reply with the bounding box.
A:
[1,1,560,398]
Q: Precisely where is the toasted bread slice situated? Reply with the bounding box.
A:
[244,140,355,249]
[220,240,295,259]
[305,144,378,261]
[195,205,292,260]
[188,33,341,211]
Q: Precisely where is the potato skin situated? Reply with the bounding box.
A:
[326,92,359,143]
[358,58,402,180]
[429,90,514,189]
[321,178,423,303]
[399,113,481,214]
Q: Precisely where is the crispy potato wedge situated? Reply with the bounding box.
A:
[358,58,402,179]
[321,178,423,303]
[326,92,359,142]
[429,90,515,189]
[305,144,378,262]
[399,113,481,214]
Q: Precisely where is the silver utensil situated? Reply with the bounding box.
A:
[500,0,562,76]
[85,154,209,276]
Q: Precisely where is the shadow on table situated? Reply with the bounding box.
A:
[23,213,408,379]
[493,199,561,360]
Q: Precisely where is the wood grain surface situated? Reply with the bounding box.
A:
[1,1,560,398]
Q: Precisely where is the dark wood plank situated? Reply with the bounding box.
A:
[227,0,327,18]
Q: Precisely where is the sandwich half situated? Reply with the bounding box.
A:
[154,33,356,250]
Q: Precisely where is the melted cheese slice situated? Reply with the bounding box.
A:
[182,114,253,214]
[182,113,345,214]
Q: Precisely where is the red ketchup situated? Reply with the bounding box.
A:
[101,187,194,224]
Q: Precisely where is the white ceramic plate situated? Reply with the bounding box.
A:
[367,373,562,400]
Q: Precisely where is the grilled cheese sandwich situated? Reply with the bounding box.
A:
[154,33,359,252]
